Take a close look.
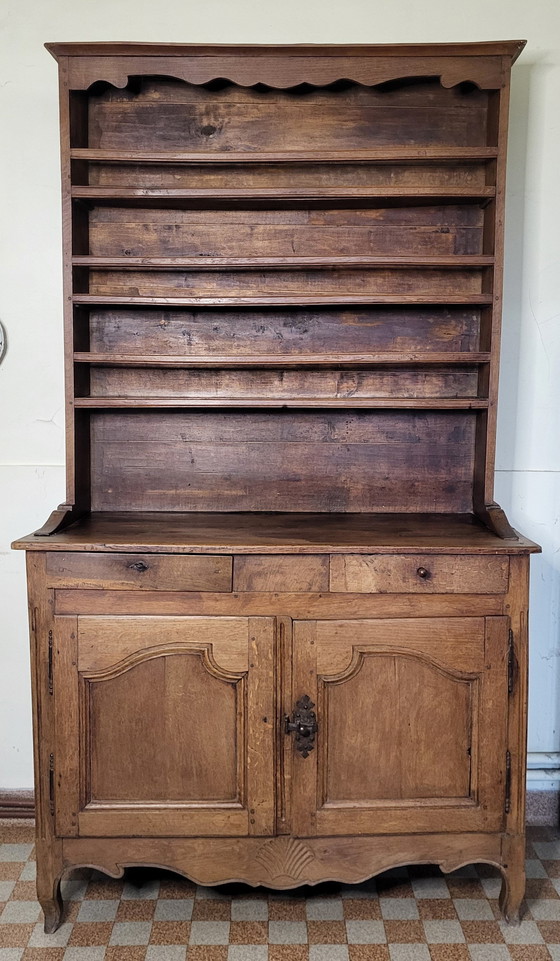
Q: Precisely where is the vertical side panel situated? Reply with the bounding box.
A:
[480,615,509,827]
[505,555,530,835]
[53,616,79,837]
[291,621,318,837]
[247,617,276,836]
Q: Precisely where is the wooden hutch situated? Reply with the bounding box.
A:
[13,41,539,932]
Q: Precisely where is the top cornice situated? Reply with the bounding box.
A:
[45,41,526,61]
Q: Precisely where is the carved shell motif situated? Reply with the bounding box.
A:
[255,837,316,883]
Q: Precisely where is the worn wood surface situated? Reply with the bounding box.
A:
[330,553,509,593]
[18,42,535,933]
[13,511,539,553]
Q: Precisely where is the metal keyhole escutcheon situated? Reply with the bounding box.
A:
[285,695,318,758]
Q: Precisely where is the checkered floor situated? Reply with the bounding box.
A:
[2,822,560,960]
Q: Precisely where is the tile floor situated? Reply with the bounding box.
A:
[2,821,560,960]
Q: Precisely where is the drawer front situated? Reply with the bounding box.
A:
[46,552,232,592]
[330,554,509,594]
[233,555,329,592]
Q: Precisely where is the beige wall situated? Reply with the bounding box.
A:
[1,0,559,788]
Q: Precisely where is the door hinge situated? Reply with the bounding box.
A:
[48,630,53,695]
[508,628,515,695]
[505,749,512,814]
[48,753,55,817]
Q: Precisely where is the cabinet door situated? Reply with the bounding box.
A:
[53,615,275,837]
[290,616,508,836]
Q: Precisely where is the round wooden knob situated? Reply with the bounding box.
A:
[416,567,430,579]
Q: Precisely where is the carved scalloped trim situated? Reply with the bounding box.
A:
[321,646,479,685]
[81,643,246,683]
[67,55,506,92]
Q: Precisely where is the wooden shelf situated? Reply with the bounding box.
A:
[71,147,500,164]
[74,352,491,368]
[73,294,495,307]
[73,255,495,270]
[74,396,489,409]
[72,185,496,207]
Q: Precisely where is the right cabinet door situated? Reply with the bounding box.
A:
[290,615,508,837]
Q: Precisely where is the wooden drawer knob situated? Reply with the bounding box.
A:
[416,566,430,579]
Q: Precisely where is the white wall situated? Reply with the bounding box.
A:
[0,0,559,789]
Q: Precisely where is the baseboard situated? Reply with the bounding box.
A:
[0,790,35,819]
[526,789,560,827]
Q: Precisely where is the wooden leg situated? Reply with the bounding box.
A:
[36,842,64,934]
[499,835,526,924]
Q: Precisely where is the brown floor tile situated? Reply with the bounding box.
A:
[525,878,560,899]
[429,947,471,961]
[105,948,147,961]
[307,920,346,943]
[418,900,458,920]
[268,900,307,921]
[343,898,382,920]
[268,948,310,961]
[186,949,228,961]
[447,879,486,899]
[348,947,390,961]
[160,877,197,898]
[0,923,35,947]
[84,878,125,899]
[116,899,157,921]
[68,921,115,945]
[191,900,231,921]
[537,920,560,941]
[384,920,425,943]
[508,948,553,961]
[376,879,414,898]
[150,921,191,944]
[229,921,268,943]
[459,920,505,943]
[542,861,560,878]
[21,950,65,961]
[10,880,38,900]
[63,901,81,923]
[0,863,24,880]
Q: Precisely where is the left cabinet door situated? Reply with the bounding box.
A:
[52,615,276,838]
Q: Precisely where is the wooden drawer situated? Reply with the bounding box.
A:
[329,554,509,594]
[46,552,232,592]
[233,555,329,592]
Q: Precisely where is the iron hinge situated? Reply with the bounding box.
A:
[48,753,55,817]
[508,628,515,696]
[48,630,53,695]
[505,749,512,814]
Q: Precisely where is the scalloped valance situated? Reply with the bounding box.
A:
[45,41,526,92]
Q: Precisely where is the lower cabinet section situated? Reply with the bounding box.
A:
[51,611,508,840]
[27,550,530,931]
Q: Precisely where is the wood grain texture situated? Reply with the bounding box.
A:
[14,511,539,554]
[88,410,477,513]
[46,551,232,591]
[234,556,329,592]
[330,553,509,593]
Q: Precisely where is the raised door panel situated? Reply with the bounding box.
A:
[53,615,275,838]
[290,616,507,836]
